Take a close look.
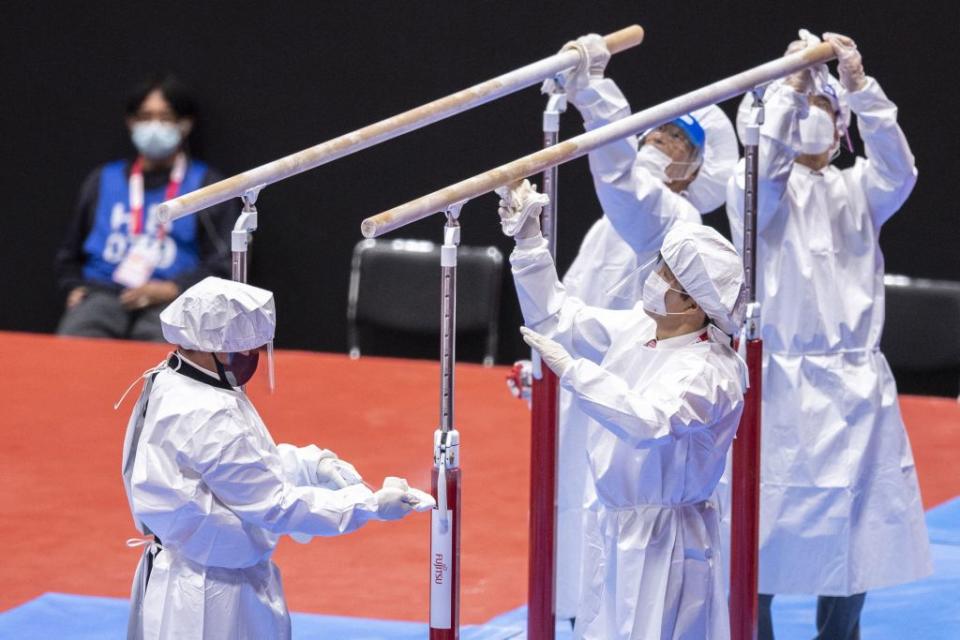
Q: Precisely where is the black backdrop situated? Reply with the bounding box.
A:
[3,0,958,362]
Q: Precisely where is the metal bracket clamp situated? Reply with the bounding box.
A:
[744,88,765,146]
[434,428,461,469]
[232,188,262,253]
[232,211,258,253]
[543,92,567,133]
[445,199,466,221]
[441,201,464,267]
[744,301,762,341]
[242,185,263,207]
[434,429,460,531]
[751,86,765,119]
[231,186,265,283]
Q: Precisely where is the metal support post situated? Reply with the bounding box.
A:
[430,201,465,639]
[232,187,262,283]
[730,88,765,640]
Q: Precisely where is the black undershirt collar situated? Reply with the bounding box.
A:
[168,353,234,390]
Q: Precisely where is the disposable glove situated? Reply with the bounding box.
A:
[541,34,610,104]
[315,449,363,489]
[495,179,549,239]
[520,326,574,377]
[823,32,865,92]
[375,477,436,521]
[783,29,823,93]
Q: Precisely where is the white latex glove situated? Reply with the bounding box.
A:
[374,476,436,521]
[495,179,549,239]
[823,32,865,92]
[315,449,363,489]
[519,326,573,377]
[784,29,823,93]
[541,33,610,102]
[383,476,435,511]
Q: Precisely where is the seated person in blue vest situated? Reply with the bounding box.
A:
[54,73,233,341]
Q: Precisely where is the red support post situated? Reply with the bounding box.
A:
[430,465,461,639]
[527,92,564,640]
[527,367,559,639]
[729,337,763,640]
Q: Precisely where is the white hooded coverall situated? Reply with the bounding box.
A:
[556,76,738,618]
[121,356,380,639]
[513,235,745,639]
[726,77,932,596]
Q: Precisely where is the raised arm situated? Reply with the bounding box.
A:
[510,234,633,364]
[573,77,701,254]
[845,79,917,227]
[544,35,697,256]
[727,80,804,249]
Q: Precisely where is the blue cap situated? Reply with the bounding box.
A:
[670,114,705,150]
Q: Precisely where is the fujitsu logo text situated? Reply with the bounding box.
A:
[434,553,447,584]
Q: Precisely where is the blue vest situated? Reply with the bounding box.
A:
[81,159,208,285]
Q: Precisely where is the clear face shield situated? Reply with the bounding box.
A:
[215,341,276,393]
[603,253,662,306]
[604,253,699,317]
[637,122,704,183]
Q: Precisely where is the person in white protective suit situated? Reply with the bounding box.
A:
[725,31,932,639]
[500,182,748,639]
[119,276,434,640]
[517,34,740,623]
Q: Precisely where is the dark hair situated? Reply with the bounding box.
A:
[125,73,198,120]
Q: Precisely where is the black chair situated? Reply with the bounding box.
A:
[881,274,960,397]
[347,239,503,366]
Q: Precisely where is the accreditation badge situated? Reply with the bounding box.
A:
[112,235,162,288]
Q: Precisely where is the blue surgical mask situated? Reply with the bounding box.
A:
[131,121,182,160]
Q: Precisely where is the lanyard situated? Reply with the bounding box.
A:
[129,153,186,238]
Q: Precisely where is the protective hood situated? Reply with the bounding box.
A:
[736,73,850,146]
[811,69,851,131]
[160,276,276,352]
[660,222,745,336]
[680,105,739,214]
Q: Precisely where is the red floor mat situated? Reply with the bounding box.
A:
[1,331,957,622]
[0,332,530,622]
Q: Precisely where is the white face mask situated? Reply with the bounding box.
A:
[798,106,836,155]
[635,144,672,182]
[636,142,700,183]
[642,270,694,317]
[131,121,183,160]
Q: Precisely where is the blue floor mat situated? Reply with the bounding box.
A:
[3,498,959,639]
[0,593,438,640]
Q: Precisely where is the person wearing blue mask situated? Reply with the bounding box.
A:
[55,73,233,341]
